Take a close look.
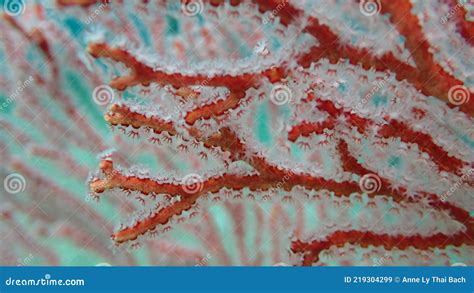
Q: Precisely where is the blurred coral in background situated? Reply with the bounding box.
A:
[1,0,473,266]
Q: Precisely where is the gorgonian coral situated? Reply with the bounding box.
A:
[1,0,473,266]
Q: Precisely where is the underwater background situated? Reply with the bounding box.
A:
[0,0,473,266]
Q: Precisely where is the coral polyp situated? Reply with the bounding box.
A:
[1,0,473,266]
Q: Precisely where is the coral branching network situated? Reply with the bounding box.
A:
[0,0,473,266]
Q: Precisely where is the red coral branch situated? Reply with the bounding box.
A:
[85,0,474,265]
[379,0,473,115]
[291,228,472,266]
[445,0,474,46]
[288,139,474,265]
[290,95,471,178]
[57,0,110,7]
[87,42,284,91]
[288,119,336,142]
[246,0,474,116]
[378,119,465,175]
[90,103,473,254]
[215,0,473,116]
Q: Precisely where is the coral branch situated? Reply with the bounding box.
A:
[185,91,247,125]
[94,107,459,246]
[378,120,465,175]
[105,104,177,136]
[80,0,474,266]
[288,119,336,142]
[446,0,474,46]
[290,96,471,177]
[87,42,284,91]
[291,229,473,266]
[379,0,474,115]
[57,0,110,7]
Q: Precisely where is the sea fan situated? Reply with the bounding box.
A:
[0,0,473,266]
